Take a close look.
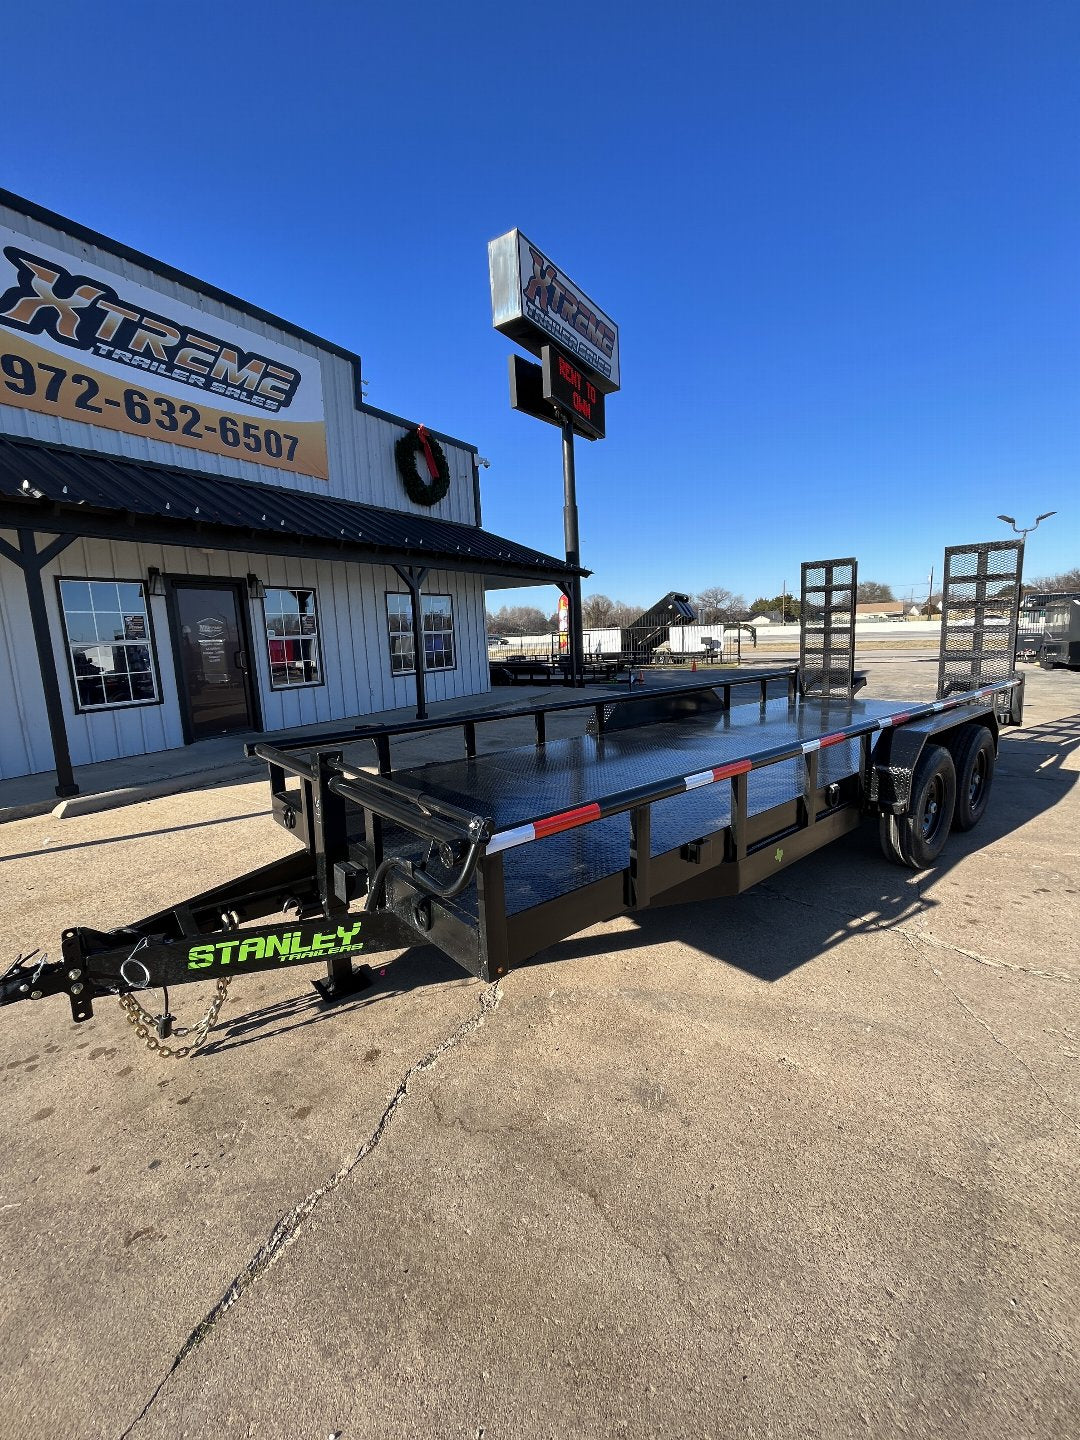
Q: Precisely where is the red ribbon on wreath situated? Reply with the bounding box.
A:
[416,424,440,481]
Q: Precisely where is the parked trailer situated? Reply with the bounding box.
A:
[1037,596,1080,670]
[2,544,1026,1051]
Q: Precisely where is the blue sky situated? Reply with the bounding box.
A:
[6,1,1077,610]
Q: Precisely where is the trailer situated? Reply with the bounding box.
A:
[1036,595,1080,670]
[2,544,1027,1054]
[621,593,697,665]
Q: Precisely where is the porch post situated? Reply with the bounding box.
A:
[0,530,79,797]
[394,564,430,721]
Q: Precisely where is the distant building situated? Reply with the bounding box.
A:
[855,601,906,617]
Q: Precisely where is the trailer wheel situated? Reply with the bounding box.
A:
[950,725,995,832]
[886,744,957,869]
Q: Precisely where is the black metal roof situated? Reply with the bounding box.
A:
[0,435,584,583]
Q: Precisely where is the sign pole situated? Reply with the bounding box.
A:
[489,231,619,692]
[561,420,584,686]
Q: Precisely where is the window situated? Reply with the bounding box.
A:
[263,588,322,689]
[58,579,160,711]
[386,593,456,675]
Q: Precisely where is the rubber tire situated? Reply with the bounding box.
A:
[949,725,995,831]
[882,744,957,870]
[878,813,905,865]
[1040,655,1056,670]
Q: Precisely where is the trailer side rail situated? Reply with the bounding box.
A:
[482,681,1012,855]
[245,669,801,774]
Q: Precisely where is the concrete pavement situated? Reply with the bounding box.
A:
[0,659,1076,1439]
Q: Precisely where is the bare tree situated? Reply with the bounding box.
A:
[856,581,895,603]
[609,600,641,627]
[581,595,643,628]
[488,604,555,635]
[693,586,747,623]
[1025,567,1080,593]
[581,593,618,627]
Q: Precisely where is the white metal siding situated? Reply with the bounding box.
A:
[0,201,479,523]
[0,533,52,778]
[0,534,490,779]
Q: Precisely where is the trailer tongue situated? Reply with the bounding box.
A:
[1,543,1026,1052]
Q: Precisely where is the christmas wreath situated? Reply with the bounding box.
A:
[395,424,451,506]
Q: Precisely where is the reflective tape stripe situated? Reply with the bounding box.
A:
[819,732,849,748]
[711,759,753,781]
[486,823,537,855]
[801,739,821,754]
[684,769,716,790]
[532,802,603,839]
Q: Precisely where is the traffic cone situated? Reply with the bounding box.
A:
[636,669,645,685]
[691,659,697,672]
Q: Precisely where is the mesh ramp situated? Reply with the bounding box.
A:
[800,557,857,698]
[938,540,1022,697]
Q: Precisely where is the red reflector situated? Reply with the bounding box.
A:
[533,802,603,839]
[711,759,753,781]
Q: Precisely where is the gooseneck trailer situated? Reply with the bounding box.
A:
[2,543,1027,1051]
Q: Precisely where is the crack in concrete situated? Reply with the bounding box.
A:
[922,957,1065,1119]
[118,979,502,1440]
[757,882,1076,985]
[895,929,1072,1122]
[899,928,1077,985]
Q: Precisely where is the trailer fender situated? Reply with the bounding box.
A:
[871,709,998,814]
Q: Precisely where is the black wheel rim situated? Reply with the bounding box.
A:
[921,774,946,840]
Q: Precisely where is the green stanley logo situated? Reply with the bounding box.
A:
[186,922,363,971]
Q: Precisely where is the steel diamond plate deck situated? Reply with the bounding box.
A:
[383,696,896,915]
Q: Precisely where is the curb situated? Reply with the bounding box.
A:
[0,760,261,826]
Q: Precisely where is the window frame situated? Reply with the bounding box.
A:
[261,585,326,692]
[384,591,458,677]
[55,575,164,715]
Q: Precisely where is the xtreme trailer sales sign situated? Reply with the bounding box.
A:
[0,226,328,479]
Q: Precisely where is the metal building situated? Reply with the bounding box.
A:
[0,191,581,793]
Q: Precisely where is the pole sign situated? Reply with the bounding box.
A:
[0,224,328,479]
[541,345,605,440]
[508,354,602,441]
[488,230,620,394]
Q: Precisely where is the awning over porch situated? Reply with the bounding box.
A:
[0,434,586,586]
[0,434,586,798]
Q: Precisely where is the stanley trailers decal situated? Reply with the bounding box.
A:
[0,225,328,479]
[488,230,620,394]
[187,922,364,971]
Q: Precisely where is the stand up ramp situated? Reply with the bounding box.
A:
[937,540,1022,698]
[800,557,857,698]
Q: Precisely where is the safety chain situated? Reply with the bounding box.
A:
[117,976,232,1059]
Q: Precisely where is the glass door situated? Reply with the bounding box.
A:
[173,583,255,739]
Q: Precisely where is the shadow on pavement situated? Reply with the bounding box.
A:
[523,711,1080,984]
[0,809,272,864]
[199,946,465,1056]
